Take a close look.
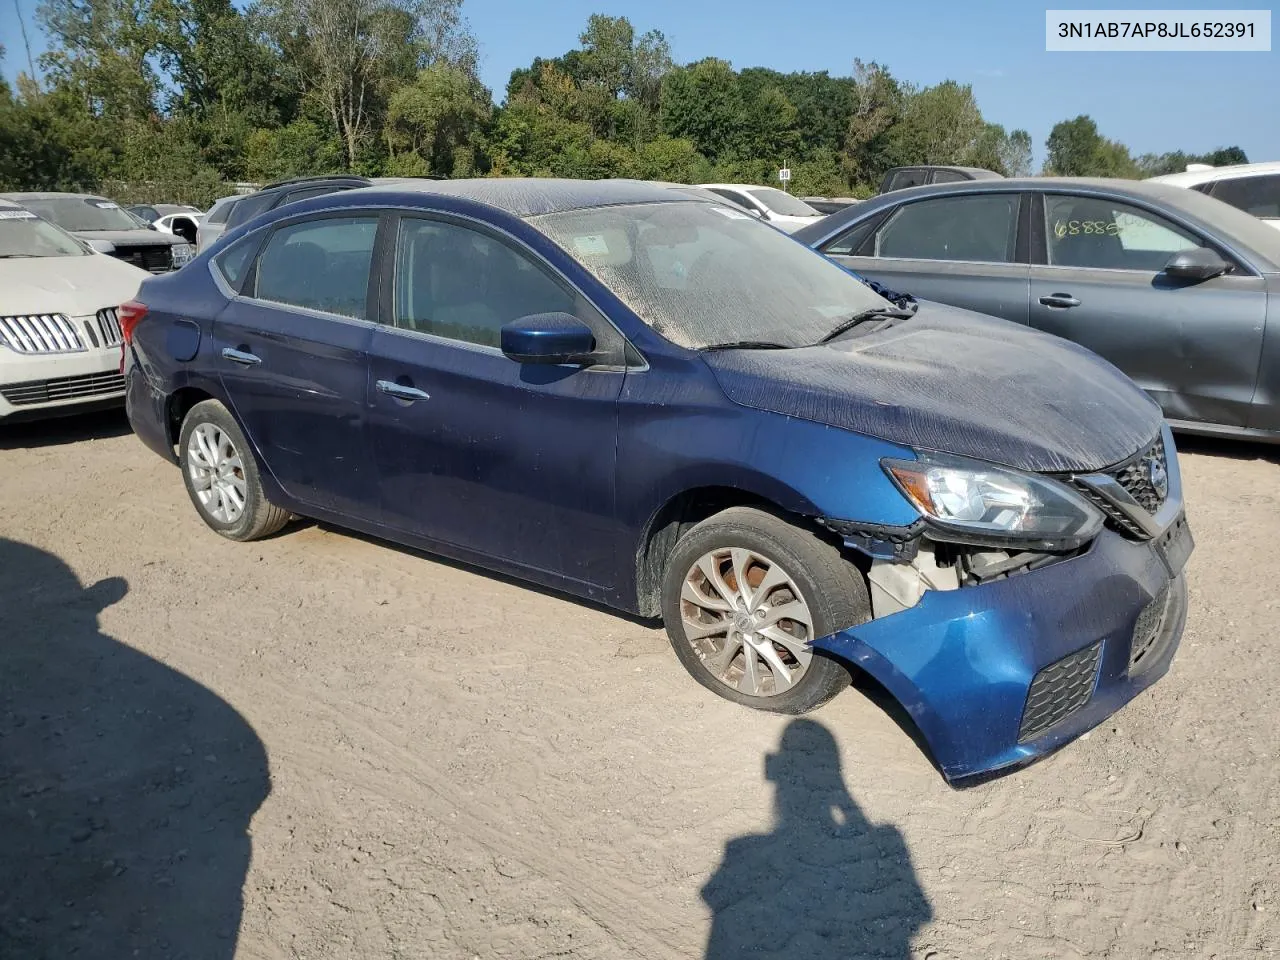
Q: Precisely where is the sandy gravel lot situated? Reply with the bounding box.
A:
[1,411,1277,960]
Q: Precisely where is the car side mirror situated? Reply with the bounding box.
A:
[501,313,598,366]
[1164,247,1229,281]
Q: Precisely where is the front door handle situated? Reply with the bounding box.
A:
[1038,293,1081,309]
[376,379,430,403]
[221,347,262,365]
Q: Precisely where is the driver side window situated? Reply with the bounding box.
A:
[393,218,577,348]
[1044,195,1200,271]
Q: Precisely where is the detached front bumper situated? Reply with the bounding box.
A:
[814,527,1188,782]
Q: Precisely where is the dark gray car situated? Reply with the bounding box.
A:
[794,178,1280,441]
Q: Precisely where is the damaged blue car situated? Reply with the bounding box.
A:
[122,179,1192,782]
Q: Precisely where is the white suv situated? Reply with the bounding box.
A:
[696,184,828,233]
[1148,162,1280,231]
[0,200,149,421]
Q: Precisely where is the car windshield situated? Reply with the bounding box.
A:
[534,200,890,349]
[20,197,143,232]
[747,188,820,218]
[0,209,88,258]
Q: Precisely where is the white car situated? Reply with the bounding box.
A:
[1148,161,1280,231]
[0,200,150,422]
[695,183,828,232]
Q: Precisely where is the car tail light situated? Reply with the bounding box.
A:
[118,299,148,372]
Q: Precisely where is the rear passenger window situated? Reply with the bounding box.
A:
[225,192,275,229]
[1210,175,1280,218]
[253,217,379,319]
[393,218,575,348]
[822,218,878,256]
[279,185,348,207]
[886,170,927,192]
[930,170,969,184]
[213,235,259,290]
[875,194,1018,262]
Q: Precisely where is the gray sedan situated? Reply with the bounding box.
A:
[793,178,1280,441]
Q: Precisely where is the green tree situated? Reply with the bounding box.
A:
[1043,114,1137,177]
[384,63,491,176]
[660,58,743,161]
[843,60,905,186]
[887,80,983,167]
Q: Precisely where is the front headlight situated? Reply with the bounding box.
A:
[171,243,194,267]
[883,454,1103,550]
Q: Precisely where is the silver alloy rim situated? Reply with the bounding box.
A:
[187,422,247,524]
[680,547,815,697]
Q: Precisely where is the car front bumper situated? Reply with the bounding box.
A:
[812,526,1188,782]
[0,337,124,421]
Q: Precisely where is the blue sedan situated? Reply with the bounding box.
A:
[121,179,1192,782]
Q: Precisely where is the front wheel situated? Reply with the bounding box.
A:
[660,506,870,714]
[178,399,290,542]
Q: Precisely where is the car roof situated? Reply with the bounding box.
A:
[886,165,1002,178]
[356,177,698,218]
[1148,160,1280,187]
[0,191,108,201]
[793,176,1280,272]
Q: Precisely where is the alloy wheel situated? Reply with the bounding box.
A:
[679,547,815,698]
[187,422,247,524]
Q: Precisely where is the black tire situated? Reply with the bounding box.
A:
[660,506,870,714]
[178,399,290,542]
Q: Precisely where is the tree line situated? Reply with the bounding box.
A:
[0,1,1248,207]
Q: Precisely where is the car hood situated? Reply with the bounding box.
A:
[73,229,182,246]
[700,301,1163,473]
[0,253,149,316]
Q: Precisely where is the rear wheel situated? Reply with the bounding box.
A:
[660,506,869,714]
[179,399,289,541]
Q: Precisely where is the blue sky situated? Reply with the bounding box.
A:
[4,0,1277,164]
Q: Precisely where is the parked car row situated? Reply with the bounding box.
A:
[114,176,1202,782]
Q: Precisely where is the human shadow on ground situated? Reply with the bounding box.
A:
[0,537,269,959]
[702,719,932,959]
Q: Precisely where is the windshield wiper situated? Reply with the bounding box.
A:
[0,254,37,259]
[815,307,915,345]
[700,340,791,352]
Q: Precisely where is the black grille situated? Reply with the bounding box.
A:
[110,244,173,274]
[1113,435,1167,513]
[1070,433,1168,540]
[1071,485,1145,538]
[1,371,126,406]
[1130,584,1173,673]
[1018,642,1102,742]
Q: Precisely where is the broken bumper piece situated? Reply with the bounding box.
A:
[811,529,1187,782]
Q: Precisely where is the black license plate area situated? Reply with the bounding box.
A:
[1155,513,1193,576]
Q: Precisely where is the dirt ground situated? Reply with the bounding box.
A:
[1,411,1277,960]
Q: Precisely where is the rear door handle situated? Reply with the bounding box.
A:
[221,347,262,365]
[1038,293,1081,308]
[376,379,430,403]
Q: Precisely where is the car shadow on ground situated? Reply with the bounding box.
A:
[701,718,932,959]
[0,537,269,959]
[0,409,132,450]
[1174,433,1280,464]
